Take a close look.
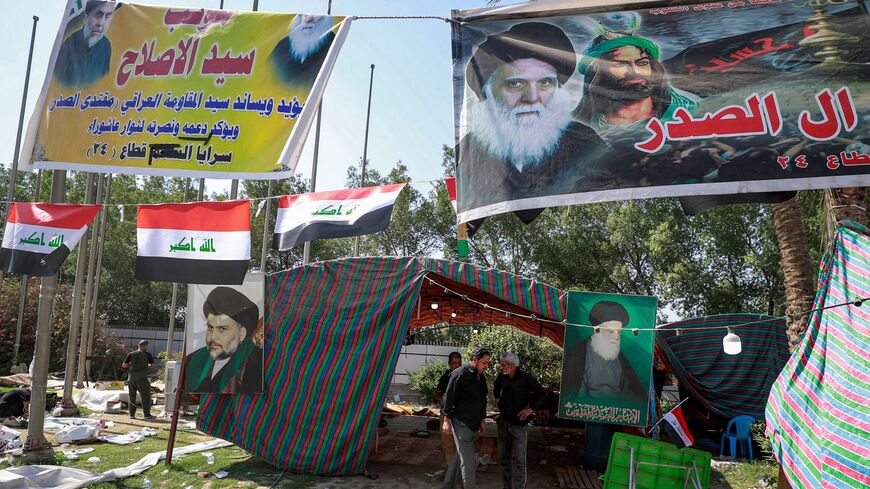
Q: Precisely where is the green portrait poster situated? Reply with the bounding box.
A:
[558,291,657,427]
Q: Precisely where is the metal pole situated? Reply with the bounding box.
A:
[260,182,273,271]
[198,178,205,201]
[0,15,39,293]
[85,175,112,379]
[353,64,375,256]
[24,170,65,453]
[11,170,43,369]
[166,179,191,358]
[61,173,95,404]
[76,174,104,387]
[302,0,333,265]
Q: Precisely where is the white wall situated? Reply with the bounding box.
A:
[392,344,464,385]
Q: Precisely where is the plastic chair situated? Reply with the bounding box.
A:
[720,415,754,460]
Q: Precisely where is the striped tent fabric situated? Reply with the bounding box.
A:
[657,314,789,419]
[766,221,870,489]
[196,257,566,474]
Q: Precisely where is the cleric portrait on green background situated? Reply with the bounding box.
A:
[558,291,656,427]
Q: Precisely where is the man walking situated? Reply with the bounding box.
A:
[494,352,545,489]
[122,340,154,419]
[441,348,491,489]
[436,352,463,466]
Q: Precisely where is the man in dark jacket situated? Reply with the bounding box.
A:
[561,301,645,402]
[54,1,116,87]
[494,351,545,489]
[436,352,463,466]
[441,348,491,489]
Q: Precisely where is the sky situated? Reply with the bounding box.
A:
[0,0,503,197]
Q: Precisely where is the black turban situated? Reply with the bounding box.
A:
[203,287,260,331]
[589,301,630,327]
[465,22,576,101]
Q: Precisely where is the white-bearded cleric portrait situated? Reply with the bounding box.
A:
[457,22,608,212]
[53,0,118,88]
[269,14,336,87]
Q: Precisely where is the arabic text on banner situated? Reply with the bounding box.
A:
[22,1,351,179]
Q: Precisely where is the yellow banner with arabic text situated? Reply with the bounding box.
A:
[22,0,351,179]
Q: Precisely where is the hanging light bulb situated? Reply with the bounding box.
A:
[431,303,439,310]
[451,312,457,318]
[723,327,742,355]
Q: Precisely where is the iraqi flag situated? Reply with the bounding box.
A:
[272,183,406,250]
[136,201,250,285]
[0,203,101,276]
[660,405,695,449]
[445,177,458,213]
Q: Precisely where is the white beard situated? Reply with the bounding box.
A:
[469,87,573,172]
[83,25,103,48]
[590,332,621,361]
[288,17,332,63]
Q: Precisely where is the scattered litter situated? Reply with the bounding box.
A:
[203,452,215,464]
[215,470,229,479]
[162,469,169,474]
[86,456,101,463]
[55,424,101,443]
[143,477,152,489]
[62,447,95,459]
[99,427,158,445]
[477,453,491,466]
[185,422,197,429]
[0,425,22,452]
[197,471,211,477]
[549,445,568,452]
[184,486,193,489]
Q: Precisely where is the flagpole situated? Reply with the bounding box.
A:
[166,178,191,359]
[11,170,42,370]
[84,174,112,381]
[61,173,96,407]
[0,15,39,295]
[301,0,332,265]
[76,174,105,388]
[353,63,375,257]
[649,397,690,431]
[24,170,65,454]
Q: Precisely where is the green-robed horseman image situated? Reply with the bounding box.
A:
[54,0,117,88]
[185,286,264,394]
[574,17,697,142]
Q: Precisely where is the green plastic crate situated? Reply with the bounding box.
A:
[603,433,711,489]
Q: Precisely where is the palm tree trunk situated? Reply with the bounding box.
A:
[771,198,816,351]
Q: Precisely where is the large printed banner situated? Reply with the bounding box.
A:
[21,1,351,179]
[452,1,870,222]
[559,291,656,427]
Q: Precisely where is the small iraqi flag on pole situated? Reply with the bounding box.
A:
[272,183,406,250]
[136,201,251,285]
[660,403,695,449]
[0,203,101,276]
[444,177,469,258]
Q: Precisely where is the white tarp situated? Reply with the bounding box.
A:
[72,389,128,412]
[0,439,232,489]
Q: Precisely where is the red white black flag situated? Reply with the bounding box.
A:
[136,201,251,285]
[445,177,458,214]
[0,203,101,276]
[272,183,406,250]
[661,404,695,448]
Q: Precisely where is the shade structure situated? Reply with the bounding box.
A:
[766,221,870,489]
[196,257,566,475]
[657,314,789,419]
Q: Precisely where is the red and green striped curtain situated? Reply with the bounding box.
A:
[766,221,870,489]
[196,257,566,475]
[657,314,789,419]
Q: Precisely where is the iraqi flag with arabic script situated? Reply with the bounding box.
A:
[272,183,406,250]
[0,203,101,276]
[660,404,695,449]
[136,201,250,285]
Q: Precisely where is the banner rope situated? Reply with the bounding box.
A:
[352,15,459,24]
[420,275,867,333]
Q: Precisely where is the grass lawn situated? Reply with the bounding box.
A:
[710,460,779,489]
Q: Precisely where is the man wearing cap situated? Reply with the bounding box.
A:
[184,287,263,394]
[458,22,607,213]
[122,340,155,419]
[54,0,117,88]
[575,29,697,142]
[441,348,491,489]
[561,301,645,402]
